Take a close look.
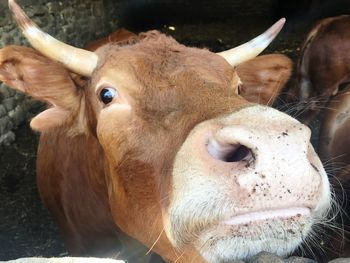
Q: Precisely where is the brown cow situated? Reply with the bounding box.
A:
[292,15,350,124]
[318,86,350,258]
[0,0,331,262]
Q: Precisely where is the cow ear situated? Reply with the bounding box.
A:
[0,46,83,132]
[236,54,293,106]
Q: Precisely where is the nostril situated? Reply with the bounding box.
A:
[207,137,253,163]
[226,145,252,162]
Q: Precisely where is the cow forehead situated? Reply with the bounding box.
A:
[93,32,236,90]
[90,31,246,131]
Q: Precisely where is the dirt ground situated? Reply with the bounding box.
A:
[0,13,336,262]
[0,118,67,259]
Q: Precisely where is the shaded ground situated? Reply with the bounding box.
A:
[0,120,66,259]
[0,14,334,262]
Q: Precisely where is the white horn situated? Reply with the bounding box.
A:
[8,0,98,77]
[218,18,286,66]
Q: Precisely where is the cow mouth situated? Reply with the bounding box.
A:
[222,207,310,226]
[194,207,312,262]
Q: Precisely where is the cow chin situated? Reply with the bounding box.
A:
[165,198,323,263]
[194,215,312,262]
[164,105,331,262]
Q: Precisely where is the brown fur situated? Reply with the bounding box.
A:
[319,87,350,169]
[0,46,82,132]
[0,30,292,262]
[84,29,137,51]
[318,86,350,258]
[236,54,293,106]
[292,15,350,123]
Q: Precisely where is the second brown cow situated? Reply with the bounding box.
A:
[293,15,350,124]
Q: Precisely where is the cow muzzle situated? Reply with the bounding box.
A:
[165,105,331,262]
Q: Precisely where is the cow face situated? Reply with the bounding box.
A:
[0,1,332,262]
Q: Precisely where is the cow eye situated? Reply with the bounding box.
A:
[99,87,117,104]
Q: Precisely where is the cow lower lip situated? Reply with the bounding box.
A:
[224,207,310,226]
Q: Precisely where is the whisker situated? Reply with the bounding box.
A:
[173,250,186,263]
[146,228,165,255]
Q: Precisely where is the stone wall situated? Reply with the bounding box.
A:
[0,0,120,145]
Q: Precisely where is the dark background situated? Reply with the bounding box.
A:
[118,0,350,31]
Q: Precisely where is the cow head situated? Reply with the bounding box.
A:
[0,0,332,262]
